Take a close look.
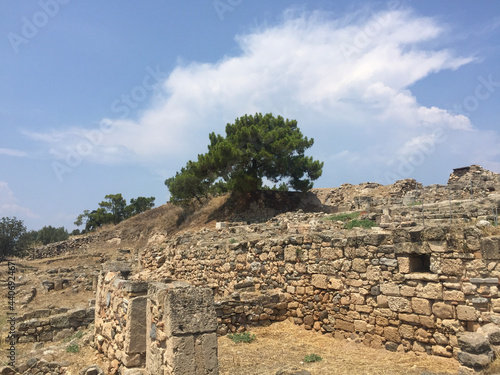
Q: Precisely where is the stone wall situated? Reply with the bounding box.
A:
[94,271,219,375]
[17,306,94,343]
[215,290,288,335]
[137,212,500,368]
[94,271,149,372]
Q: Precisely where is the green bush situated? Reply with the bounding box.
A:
[304,353,322,363]
[227,332,256,344]
[66,343,79,353]
[323,212,360,221]
[344,219,377,229]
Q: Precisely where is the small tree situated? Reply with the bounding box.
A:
[36,225,69,245]
[0,217,28,260]
[165,113,323,202]
[75,194,156,232]
[126,197,156,216]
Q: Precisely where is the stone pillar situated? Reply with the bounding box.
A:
[146,282,219,375]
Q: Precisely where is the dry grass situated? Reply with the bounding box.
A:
[219,320,459,375]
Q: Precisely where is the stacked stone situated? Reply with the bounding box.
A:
[135,208,500,367]
[215,290,288,335]
[94,271,149,373]
[457,324,500,373]
[146,282,219,375]
[16,307,94,343]
[29,234,104,259]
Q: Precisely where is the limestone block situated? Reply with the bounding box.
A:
[492,299,500,313]
[440,259,464,276]
[335,319,354,332]
[400,286,415,297]
[442,319,462,333]
[399,313,420,325]
[397,257,411,273]
[417,283,442,300]
[481,236,500,260]
[462,283,477,295]
[457,306,479,321]
[383,326,401,343]
[365,266,381,281]
[380,283,400,297]
[415,328,431,343]
[320,247,342,260]
[398,324,414,339]
[124,296,147,355]
[354,320,367,333]
[351,258,367,273]
[432,302,454,319]
[194,333,219,375]
[284,246,298,262]
[376,295,389,308]
[387,297,412,313]
[165,335,196,374]
[411,298,431,315]
[311,274,328,290]
[421,316,436,329]
[443,290,465,302]
[164,287,217,336]
[432,345,452,358]
[328,278,343,290]
[433,332,449,345]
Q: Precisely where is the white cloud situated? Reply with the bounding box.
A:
[0,148,28,157]
[0,182,37,219]
[26,8,499,184]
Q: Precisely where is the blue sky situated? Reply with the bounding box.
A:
[1,0,499,231]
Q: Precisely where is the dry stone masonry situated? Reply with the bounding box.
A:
[16,306,94,343]
[133,166,500,373]
[94,270,219,375]
[88,165,500,373]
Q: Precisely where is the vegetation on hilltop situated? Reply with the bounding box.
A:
[0,217,70,259]
[165,113,324,203]
[75,194,155,233]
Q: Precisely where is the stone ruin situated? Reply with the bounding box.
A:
[92,165,500,374]
[94,270,219,375]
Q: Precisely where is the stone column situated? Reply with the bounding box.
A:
[146,282,219,375]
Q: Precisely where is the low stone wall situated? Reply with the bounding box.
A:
[94,271,149,371]
[215,291,288,335]
[138,212,500,369]
[94,271,219,375]
[17,307,94,343]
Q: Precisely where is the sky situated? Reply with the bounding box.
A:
[0,0,499,231]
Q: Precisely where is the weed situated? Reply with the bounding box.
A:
[344,219,377,229]
[323,212,360,222]
[304,353,322,363]
[227,332,256,344]
[407,201,422,206]
[66,343,79,353]
[229,238,238,244]
[64,330,84,342]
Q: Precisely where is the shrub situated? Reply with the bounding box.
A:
[66,343,79,353]
[227,332,256,343]
[304,353,322,363]
[323,212,360,221]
